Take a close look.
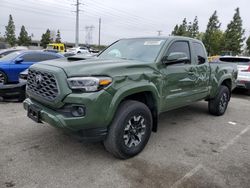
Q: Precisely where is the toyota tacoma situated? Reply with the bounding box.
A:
[23,37,237,159]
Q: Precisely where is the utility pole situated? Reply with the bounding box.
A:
[75,0,80,47]
[98,18,101,46]
[157,30,162,36]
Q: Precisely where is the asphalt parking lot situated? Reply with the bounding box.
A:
[0,90,250,188]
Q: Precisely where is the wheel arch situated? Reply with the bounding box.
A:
[220,78,232,100]
[106,84,161,132]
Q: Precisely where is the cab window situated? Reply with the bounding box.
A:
[166,41,191,64]
[193,42,207,65]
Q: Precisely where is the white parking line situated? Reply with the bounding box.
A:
[228,121,237,125]
[219,124,250,151]
[170,164,203,188]
[2,115,26,120]
[170,124,250,188]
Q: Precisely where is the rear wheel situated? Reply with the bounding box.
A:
[246,89,250,96]
[104,100,152,159]
[208,85,230,116]
[0,71,7,84]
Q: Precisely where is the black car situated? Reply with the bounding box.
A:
[0,69,27,101]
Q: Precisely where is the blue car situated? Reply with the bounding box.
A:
[0,50,63,84]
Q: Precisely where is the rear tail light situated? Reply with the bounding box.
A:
[242,65,250,72]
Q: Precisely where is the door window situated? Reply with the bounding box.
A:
[21,53,60,62]
[21,54,40,62]
[167,41,191,60]
[193,42,207,64]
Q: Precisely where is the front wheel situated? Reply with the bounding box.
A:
[104,100,152,159]
[0,71,7,84]
[208,85,230,116]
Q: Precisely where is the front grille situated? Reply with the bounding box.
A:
[27,69,59,101]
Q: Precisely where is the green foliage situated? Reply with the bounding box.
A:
[18,25,31,46]
[171,25,179,36]
[55,30,61,43]
[5,14,16,46]
[246,36,250,55]
[40,29,52,48]
[202,11,224,56]
[224,8,245,55]
[171,17,199,38]
[190,16,199,38]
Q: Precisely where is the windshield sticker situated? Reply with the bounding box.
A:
[144,40,163,45]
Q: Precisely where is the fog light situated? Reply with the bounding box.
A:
[71,106,86,117]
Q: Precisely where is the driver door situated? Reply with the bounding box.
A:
[160,40,197,111]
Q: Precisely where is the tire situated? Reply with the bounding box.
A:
[246,89,250,96]
[17,93,26,102]
[17,86,26,102]
[208,85,230,116]
[104,100,152,159]
[0,71,7,84]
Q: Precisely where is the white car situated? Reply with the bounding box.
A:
[217,56,250,93]
[67,47,89,54]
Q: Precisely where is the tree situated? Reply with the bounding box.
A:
[190,16,199,38]
[246,36,250,55]
[224,8,245,55]
[5,14,16,46]
[171,17,199,38]
[55,30,61,43]
[202,11,224,56]
[171,25,179,36]
[18,25,31,46]
[171,18,187,36]
[178,18,188,36]
[40,29,52,48]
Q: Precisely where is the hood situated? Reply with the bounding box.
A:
[35,58,156,78]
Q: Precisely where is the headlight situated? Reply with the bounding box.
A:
[67,76,112,92]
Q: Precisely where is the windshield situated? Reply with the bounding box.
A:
[0,51,21,61]
[98,38,166,62]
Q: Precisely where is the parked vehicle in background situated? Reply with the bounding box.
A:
[67,46,89,54]
[0,69,27,101]
[0,42,10,50]
[212,56,250,94]
[24,37,237,159]
[45,43,66,53]
[0,49,22,58]
[0,50,63,84]
[0,53,94,101]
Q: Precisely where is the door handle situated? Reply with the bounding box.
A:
[188,71,195,75]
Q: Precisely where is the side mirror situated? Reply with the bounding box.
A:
[15,57,24,64]
[162,52,189,65]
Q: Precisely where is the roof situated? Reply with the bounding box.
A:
[118,36,202,43]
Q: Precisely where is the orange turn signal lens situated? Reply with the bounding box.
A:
[99,79,112,86]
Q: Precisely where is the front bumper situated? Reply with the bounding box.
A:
[23,90,113,141]
[0,81,26,98]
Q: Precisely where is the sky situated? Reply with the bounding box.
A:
[0,0,249,45]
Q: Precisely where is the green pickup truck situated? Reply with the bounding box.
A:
[24,37,237,159]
